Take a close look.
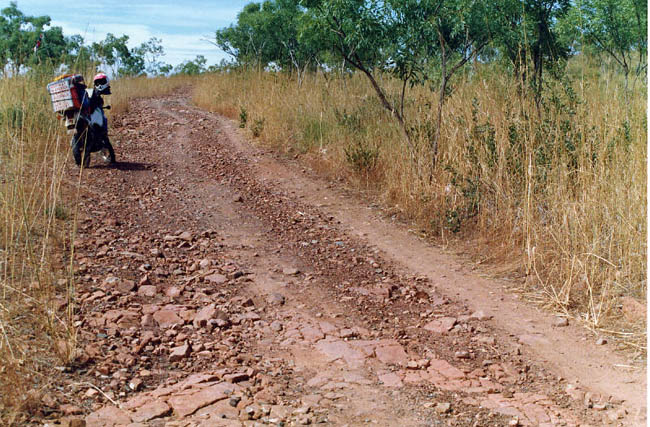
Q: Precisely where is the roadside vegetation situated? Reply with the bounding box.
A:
[0,5,192,422]
[0,71,189,423]
[0,69,75,424]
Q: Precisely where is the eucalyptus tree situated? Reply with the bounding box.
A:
[216,2,272,66]
[571,0,647,88]
[215,0,324,78]
[135,37,168,76]
[174,55,208,75]
[525,0,571,99]
[91,34,168,77]
[493,0,571,101]
[404,0,499,163]
[305,0,501,166]
[91,33,141,76]
[303,0,412,138]
[63,34,94,71]
[0,2,68,75]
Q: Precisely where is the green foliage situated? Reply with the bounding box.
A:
[136,37,168,75]
[174,55,207,75]
[0,2,69,75]
[506,122,524,179]
[334,108,364,133]
[90,34,168,77]
[494,0,572,98]
[303,0,509,166]
[442,164,482,233]
[568,0,647,82]
[300,116,330,147]
[251,117,265,137]
[307,0,390,70]
[63,34,94,70]
[445,208,462,233]
[158,63,173,75]
[0,3,174,77]
[0,105,24,129]
[215,0,324,72]
[92,33,135,76]
[45,204,69,221]
[344,138,378,173]
[610,119,633,155]
[239,106,248,128]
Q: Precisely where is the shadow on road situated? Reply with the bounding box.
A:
[93,161,152,171]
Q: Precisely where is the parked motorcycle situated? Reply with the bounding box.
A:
[48,73,116,167]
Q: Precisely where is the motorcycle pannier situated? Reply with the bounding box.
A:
[47,74,85,113]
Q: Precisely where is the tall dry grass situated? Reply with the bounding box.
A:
[193,60,646,355]
[0,70,75,424]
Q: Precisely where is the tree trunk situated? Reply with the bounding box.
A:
[432,28,448,169]
[357,63,411,146]
[433,75,447,169]
[400,77,407,120]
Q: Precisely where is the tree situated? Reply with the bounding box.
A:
[63,34,94,71]
[174,55,208,75]
[215,2,272,67]
[305,0,411,140]
[306,0,500,165]
[527,0,571,98]
[0,3,173,77]
[215,0,325,81]
[0,2,68,75]
[91,33,145,77]
[135,37,168,75]
[158,63,173,75]
[399,0,499,163]
[494,0,571,100]
[572,0,647,88]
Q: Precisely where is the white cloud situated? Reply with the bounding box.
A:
[122,3,245,28]
[51,20,154,45]
[14,1,250,66]
[50,19,227,66]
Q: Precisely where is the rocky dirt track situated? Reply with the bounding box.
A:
[47,92,645,427]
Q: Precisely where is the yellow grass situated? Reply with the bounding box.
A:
[0,71,74,424]
[192,61,646,354]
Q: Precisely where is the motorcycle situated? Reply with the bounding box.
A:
[68,91,115,167]
[48,73,116,167]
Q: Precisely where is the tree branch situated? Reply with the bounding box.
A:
[591,33,626,70]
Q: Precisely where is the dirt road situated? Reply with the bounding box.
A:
[53,92,645,426]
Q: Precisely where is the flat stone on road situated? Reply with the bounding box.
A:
[168,382,233,417]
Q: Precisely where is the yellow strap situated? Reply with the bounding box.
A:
[53,73,75,81]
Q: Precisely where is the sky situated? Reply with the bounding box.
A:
[7,0,252,66]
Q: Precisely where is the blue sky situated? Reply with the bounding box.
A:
[7,1,252,66]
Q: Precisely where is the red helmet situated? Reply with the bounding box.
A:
[93,72,111,94]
